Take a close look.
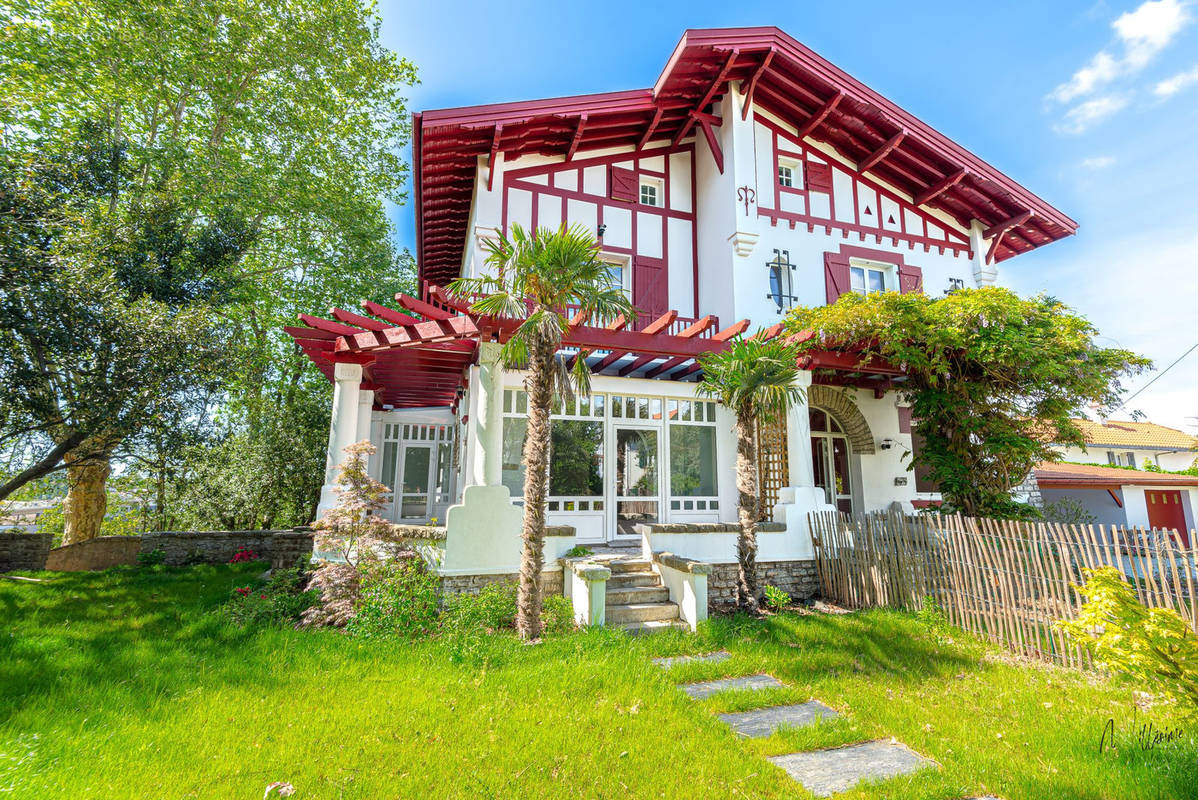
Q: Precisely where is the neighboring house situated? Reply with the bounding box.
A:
[287,27,1075,620]
[1052,418,1197,471]
[1035,462,1198,543]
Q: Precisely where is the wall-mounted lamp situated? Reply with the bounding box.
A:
[879,437,896,451]
[597,224,607,238]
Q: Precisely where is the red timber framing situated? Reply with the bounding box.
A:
[415,27,1076,289]
[285,284,905,409]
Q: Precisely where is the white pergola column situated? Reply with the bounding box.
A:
[468,341,505,487]
[785,370,815,490]
[316,361,363,516]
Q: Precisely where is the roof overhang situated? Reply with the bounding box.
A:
[1035,463,1198,490]
[415,26,1077,287]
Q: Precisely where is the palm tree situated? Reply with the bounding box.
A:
[449,224,635,640]
[697,336,803,612]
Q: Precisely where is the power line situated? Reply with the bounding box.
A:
[1117,340,1198,410]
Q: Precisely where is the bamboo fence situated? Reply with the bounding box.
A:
[809,510,1198,668]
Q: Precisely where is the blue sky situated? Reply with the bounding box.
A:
[380,0,1198,432]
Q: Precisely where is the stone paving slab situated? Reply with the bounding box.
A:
[768,739,937,797]
[652,650,731,668]
[717,700,839,738]
[678,673,785,700]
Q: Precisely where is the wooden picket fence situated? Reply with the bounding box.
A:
[809,510,1198,669]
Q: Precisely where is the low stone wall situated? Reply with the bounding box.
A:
[45,536,141,572]
[0,532,53,572]
[708,560,819,611]
[439,568,564,598]
[140,529,313,569]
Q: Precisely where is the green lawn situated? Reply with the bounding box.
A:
[2,565,1196,799]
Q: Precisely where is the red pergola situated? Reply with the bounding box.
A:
[415,26,1078,288]
[286,283,905,409]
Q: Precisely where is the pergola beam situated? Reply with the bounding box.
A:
[330,307,389,332]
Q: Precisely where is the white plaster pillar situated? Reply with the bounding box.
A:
[785,370,816,490]
[317,361,363,517]
[468,341,505,488]
[970,219,997,287]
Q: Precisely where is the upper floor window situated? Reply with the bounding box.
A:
[778,164,795,188]
[639,178,660,207]
[1106,450,1138,467]
[849,259,892,295]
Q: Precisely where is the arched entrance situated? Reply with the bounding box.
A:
[810,407,857,513]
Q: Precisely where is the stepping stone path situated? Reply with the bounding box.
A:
[657,653,939,796]
[769,740,936,797]
[651,650,730,668]
[678,673,784,700]
[718,700,839,738]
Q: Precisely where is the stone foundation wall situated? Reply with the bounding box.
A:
[0,532,53,572]
[140,529,313,569]
[45,536,141,572]
[439,568,564,598]
[708,560,818,611]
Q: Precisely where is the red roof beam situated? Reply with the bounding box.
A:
[672,48,740,146]
[740,48,775,120]
[793,89,844,140]
[913,167,968,206]
[858,130,907,174]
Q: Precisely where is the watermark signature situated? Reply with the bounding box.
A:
[1099,707,1185,754]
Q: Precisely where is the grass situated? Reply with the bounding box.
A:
[1,566,1196,799]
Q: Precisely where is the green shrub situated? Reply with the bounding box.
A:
[346,558,440,639]
[542,594,575,634]
[563,545,593,558]
[916,595,952,645]
[762,585,789,612]
[442,582,518,634]
[136,548,165,567]
[1059,567,1198,716]
[222,565,318,627]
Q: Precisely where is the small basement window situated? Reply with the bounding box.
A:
[639,179,660,207]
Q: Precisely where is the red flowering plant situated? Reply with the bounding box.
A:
[229,547,260,564]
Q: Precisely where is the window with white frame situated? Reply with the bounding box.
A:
[601,255,631,300]
[849,258,893,295]
[639,178,661,207]
[778,164,794,188]
[666,398,719,512]
[1106,450,1138,467]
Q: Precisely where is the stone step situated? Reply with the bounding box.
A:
[606,572,660,589]
[619,619,690,635]
[606,585,669,605]
[605,601,680,625]
[769,740,937,797]
[604,559,652,574]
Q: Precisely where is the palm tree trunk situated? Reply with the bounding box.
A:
[734,412,760,612]
[515,336,555,640]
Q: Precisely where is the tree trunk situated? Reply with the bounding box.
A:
[62,452,112,545]
[515,336,555,640]
[734,412,760,612]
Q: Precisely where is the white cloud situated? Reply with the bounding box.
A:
[1155,63,1198,96]
[1054,95,1129,134]
[1050,0,1191,103]
[1081,155,1117,168]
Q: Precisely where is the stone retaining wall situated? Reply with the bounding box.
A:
[708,560,819,611]
[439,568,564,598]
[140,529,313,569]
[0,532,52,572]
[45,536,141,572]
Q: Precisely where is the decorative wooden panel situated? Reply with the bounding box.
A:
[756,414,790,520]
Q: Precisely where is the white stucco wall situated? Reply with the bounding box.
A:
[1053,444,1197,471]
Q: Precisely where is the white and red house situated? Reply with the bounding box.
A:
[288,28,1076,621]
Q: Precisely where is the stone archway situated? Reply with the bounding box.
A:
[808,386,875,455]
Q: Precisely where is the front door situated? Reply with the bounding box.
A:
[810,409,854,513]
[1146,489,1187,541]
[613,426,661,537]
[396,444,433,521]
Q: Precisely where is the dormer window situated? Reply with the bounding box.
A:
[639,179,660,207]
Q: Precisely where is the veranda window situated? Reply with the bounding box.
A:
[666,399,719,512]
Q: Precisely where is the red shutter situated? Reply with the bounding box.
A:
[609,166,637,202]
[896,406,913,434]
[898,264,923,294]
[632,256,668,322]
[910,430,938,493]
[805,161,833,193]
[823,252,851,305]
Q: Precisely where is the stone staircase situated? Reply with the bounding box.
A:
[601,557,688,633]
